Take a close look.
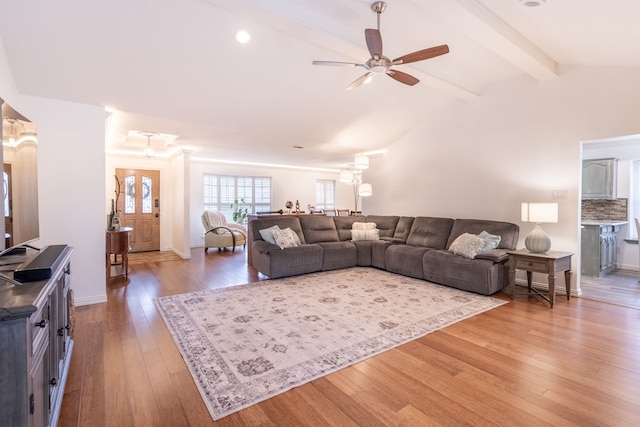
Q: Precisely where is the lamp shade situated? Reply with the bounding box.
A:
[353,155,369,170]
[339,169,354,183]
[521,202,558,223]
[358,183,372,197]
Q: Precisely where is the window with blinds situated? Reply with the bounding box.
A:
[204,174,272,222]
[315,179,336,211]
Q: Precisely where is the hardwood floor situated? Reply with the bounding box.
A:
[59,250,640,426]
[581,269,640,309]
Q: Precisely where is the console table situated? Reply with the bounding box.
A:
[106,226,132,278]
[0,245,74,427]
[507,249,573,308]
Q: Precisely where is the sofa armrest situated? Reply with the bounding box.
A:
[252,239,280,254]
[475,249,509,263]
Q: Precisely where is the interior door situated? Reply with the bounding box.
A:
[115,168,160,252]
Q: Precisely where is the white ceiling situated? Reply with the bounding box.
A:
[1,0,639,169]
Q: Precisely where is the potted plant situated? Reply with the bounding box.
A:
[231,198,248,223]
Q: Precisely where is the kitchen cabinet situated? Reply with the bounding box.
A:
[582,158,617,199]
[581,223,623,276]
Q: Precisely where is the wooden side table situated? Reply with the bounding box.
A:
[507,249,574,308]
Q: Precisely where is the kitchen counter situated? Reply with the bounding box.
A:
[581,220,628,226]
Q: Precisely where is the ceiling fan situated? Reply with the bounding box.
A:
[312,1,449,90]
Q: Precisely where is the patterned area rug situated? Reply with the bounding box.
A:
[155,267,507,420]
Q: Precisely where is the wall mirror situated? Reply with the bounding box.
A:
[1,98,39,250]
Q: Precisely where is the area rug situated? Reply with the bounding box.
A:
[128,250,182,265]
[154,267,507,420]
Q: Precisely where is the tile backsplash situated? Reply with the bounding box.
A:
[581,198,628,221]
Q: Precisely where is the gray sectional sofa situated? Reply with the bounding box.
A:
[249,214,519,295]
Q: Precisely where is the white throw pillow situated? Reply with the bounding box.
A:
[351,228,380,241]
[449,233,485,259]
[352,222,376,230]
[259,225,280,245]
[272,228,299,249]
[281,227,301,246]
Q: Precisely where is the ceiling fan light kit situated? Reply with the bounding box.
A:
[520,0,546,7]
[312,1,449,90]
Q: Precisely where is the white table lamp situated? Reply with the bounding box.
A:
[521,202,558,253]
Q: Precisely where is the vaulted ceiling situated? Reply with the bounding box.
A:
[1,0,639,169]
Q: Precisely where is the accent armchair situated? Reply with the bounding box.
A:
[202,210,247,252]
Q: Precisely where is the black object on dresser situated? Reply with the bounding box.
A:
[0,245,74,427]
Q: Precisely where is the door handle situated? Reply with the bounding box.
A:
[155,213,159,218]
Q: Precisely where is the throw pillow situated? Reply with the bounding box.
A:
[281,227,301,246]
[351,228,380,241]
[478,231,501,253]
[449,233,485,259]
[352,222,377,230]
[259,225,280,245]
[272,228,299,249]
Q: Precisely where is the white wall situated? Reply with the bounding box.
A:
[365,66,640,294]
[2,37,107,306]
[20,95,107,305]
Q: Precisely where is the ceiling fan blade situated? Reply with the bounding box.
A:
[312,60,364,67]
[364,28,383,59]
[347,72,372,91]
[386,69,419,86]
[393,44,449,65]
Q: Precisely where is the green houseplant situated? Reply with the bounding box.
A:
[231,198,248,223]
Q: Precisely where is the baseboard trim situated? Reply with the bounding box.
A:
[75,294,108,307]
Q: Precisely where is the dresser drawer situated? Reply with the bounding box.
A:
[513,258,549,273]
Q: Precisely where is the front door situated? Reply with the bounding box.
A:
[115,168,160,252]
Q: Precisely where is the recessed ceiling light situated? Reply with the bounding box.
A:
[236,30,250,44]
[520,0,545,6]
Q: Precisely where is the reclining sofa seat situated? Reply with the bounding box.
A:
[423,219,519,295]
[250,216,323,278]
[298,215,357,271]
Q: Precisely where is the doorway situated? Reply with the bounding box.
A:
[579,136,640,307]
[115,168,160,252]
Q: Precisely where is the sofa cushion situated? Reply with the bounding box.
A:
[391,216,415,242]
[423,249,505,295]
[334,216,360,241]
[385,245,431,279]
[365,215,399,238]
[406,217,455,249]
[316,241,357,271]
[299,215,340,243]
[250,217,306,244]
[446,219,519,250]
